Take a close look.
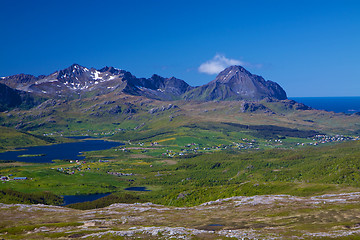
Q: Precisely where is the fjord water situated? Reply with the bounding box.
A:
[290,97,360,113]
[0,139,123,163]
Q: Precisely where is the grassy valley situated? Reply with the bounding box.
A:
[2,140,360,206]
[1,140,360,238]
[1,93,360,238]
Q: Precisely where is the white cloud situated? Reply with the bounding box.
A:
[198,54,244,75]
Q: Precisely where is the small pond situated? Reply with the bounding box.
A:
[124,187,151,191]
[62,193,111,206]
[0,139,123,163]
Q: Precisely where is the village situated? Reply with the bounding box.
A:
[135,134,360,158]
[54,159,113,175]
[1,134,359,184]
[297,134,360,146]
[42,129,125,138]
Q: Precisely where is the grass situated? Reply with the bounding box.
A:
[1,140,360,209]
[1,95,360,238]
[0,222,83,234]
[0,126,53,152]
[0,163,127,196]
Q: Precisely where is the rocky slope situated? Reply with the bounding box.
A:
[0,64,192,101]
[184,65,287,101]
[2,192,360,239]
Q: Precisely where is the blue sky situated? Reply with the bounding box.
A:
[1,0,359,97]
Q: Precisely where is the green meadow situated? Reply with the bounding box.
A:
[1,96,360,238]
[1,138,360,208]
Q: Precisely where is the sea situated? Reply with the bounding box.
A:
[290,97,360,114]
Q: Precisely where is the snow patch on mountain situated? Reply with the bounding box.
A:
[92,71,102,80]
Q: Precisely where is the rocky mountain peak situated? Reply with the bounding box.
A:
[183,65,287,101]
[57,63,89,79]
[70,63,82,69]
[66,63,86,72]
[99,66,124,75]
[213,65,251,84]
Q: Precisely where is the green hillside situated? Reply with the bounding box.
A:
[0,126,57,152]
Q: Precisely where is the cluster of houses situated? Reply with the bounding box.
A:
[1,175,28,181]
[107,171,134,176]
[56,160,93,175]
[56,167,76,175]
[311,134,359,143]
[43,128,126,137]
[54,159,112,175]
[112,140,261,158]
[161,143,208,157]
[107,172,135,182]
[297,135,359,146]
[115,148,130,152]
[155,134,360,157]
[160,141,260,158]
[265,139,283,143]
[233,139,258,150]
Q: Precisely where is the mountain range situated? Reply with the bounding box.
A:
[1,63,360,148]
[0,64,287,110]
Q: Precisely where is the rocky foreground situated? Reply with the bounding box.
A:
[2,192,360,239]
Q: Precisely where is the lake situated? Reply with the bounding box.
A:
[62,193,111,206]
[0,139,123,163]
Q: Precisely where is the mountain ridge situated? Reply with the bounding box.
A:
[0,64,287,103]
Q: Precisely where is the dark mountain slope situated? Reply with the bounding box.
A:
[0,83,43,111]
[0,83,22,111]
[133,75,193,100]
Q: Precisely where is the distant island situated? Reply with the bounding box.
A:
[18,154,45,158]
